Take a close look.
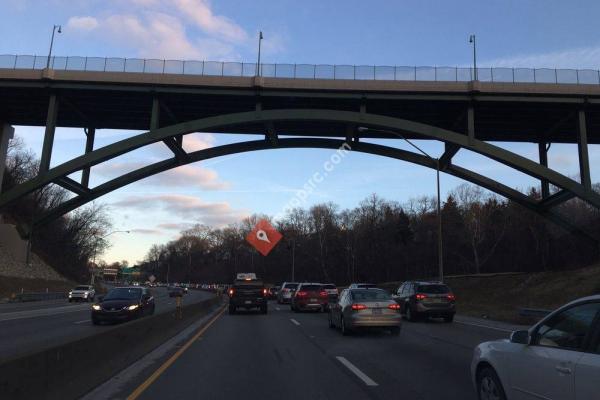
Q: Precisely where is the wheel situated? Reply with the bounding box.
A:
[260,305,268,314]
[443,314,454,323]
[228,305,236,315]
[389,326,401,336]
[341,315,351,336]
[406,304,417,322]
[328,311,335,328]
[477,366,507,400]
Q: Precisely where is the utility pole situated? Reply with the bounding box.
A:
[46,25,62,69]
[256,31,263,76]
[469,34,477,81]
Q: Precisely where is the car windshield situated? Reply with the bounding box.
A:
[351,289,391,301]
[74,286,90,290]
[299,285,322,291]
[417,284,450,294]
[104,288,142,300]
[322,284,336,289]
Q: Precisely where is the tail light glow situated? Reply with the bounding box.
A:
[319,291,328,297]
[447,293,456,301]
[296,291,308,297]
[228,288,234,297]
[262,288,268,296]
[415,293,427,300]
[351,303,367,310]
[388,303,401,310]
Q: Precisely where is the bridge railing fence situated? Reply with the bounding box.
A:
[1,55,600,85]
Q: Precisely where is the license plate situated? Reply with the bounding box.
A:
[310,298,317,303]
[430,298,443,303]
[372,308,382,315]
[244,300,252,304]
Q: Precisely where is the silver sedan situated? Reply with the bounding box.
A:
[328,288,402,335]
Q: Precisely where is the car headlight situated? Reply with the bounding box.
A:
[83,293,88,297]
[92,304,101,310]
[127,304,139,310]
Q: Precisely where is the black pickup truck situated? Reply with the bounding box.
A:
[228,278,268,315]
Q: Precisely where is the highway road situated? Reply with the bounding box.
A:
[0,287,212,362]
[113,302,525,400]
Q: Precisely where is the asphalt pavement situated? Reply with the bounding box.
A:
[112,301,519,400]
[0,287,211,362]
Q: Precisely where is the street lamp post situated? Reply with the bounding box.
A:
[46,24,62,69]
[90,230,130,285]
[256,31,263,77]
[357,126,444,282]
[469,34,477,81]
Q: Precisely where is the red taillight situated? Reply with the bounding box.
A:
[296,291,308,297]
[228,288,234,297]
[262,288,268,296]
[351,303,367,311]
[415,293,427,300]
[319,291,328,297]
[447,293,456,301]
[388,303,401,310]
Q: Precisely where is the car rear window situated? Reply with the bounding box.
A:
[417,284,450,294]
[322,284,336,289]
[284,283,299,289]
[300,285,322,291]
[74,286,90,290]
[358,284,377,289]
[351,289,391,300]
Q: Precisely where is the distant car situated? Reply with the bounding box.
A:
[228,277,268,314]
[268,286,280,299]
[68,285,95,302]
[471,295,600,400]
[91,286,155,325]
[277,282,299,304]
[168,286,185,297]
[329,288,401,335]
[348,283,378,289]
[322,283,339,306]
[291,283,328,312]
[393,281,455,322]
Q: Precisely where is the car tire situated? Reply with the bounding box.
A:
[328,312,335,328]
[389,326,401,336]
[341,316,351,336]
[406,305,416,322]
[477,366,507,400]
[444,314,454,323]
[228,305,236,315]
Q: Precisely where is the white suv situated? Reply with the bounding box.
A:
[68,285,96,302]
[471,295,600,400]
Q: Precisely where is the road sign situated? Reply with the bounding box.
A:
[246,219,282,256]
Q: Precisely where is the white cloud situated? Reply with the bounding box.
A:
[172,0,248,43]
[66,16,99,31]
[484,46,600,69]
[112,194,248,226]
[182,133,215,152]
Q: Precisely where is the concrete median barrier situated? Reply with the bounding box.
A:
[0,294,222,400]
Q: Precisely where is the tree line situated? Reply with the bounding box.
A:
[140,184,600,285]
[1,137,112,282]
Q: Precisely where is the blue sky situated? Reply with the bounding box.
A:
[2,0,600,265]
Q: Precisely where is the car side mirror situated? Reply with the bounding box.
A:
[510,330,530,345]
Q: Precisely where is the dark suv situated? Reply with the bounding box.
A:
[393,281,455,322]
[228,278,268,314]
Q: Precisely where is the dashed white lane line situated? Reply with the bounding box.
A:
[290,318,300,326]
[336,356,378,387]
[454,320,513,333]
[74,319,90,324]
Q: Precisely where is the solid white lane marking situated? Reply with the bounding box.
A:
[454,320,513,333]
[74,319,90,324]
[336,356,378,386]
[290,318,300,326]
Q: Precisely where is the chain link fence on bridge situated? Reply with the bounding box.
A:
[1,55,600,84]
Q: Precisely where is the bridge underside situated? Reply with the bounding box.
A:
[0,71,599,241]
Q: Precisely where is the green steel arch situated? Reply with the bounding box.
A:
[0,109,597,240]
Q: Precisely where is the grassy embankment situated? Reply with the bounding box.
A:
[379,264,600,324]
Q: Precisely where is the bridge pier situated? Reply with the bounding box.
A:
[577,110,591,190]
[538,142,550,198]
[81,127,95,188]
[0,122,15,221]
[39,94,59,173]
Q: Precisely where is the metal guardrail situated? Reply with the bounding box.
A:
[1,54,600,84]
[12,292,67,302]
[518,308,552,318]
